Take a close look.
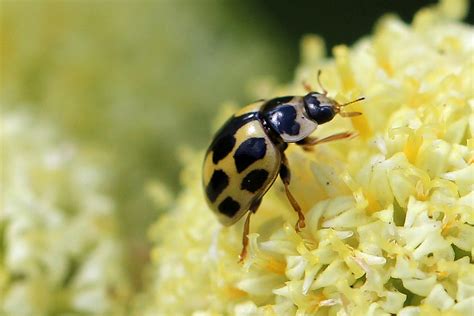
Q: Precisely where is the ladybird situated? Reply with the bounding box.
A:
[203,71,364,261]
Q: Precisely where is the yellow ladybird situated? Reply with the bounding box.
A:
[203,72,364,261]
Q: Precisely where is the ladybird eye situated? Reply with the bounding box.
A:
[315,106,335,124]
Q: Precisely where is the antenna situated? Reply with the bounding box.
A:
[341,96,365,107]
[339,111,362,117]
[337,96,365,117]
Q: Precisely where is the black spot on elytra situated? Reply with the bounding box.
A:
[206,170,229,202]
[233,137,267,173]
[218,196,240,217]
[207,112,259,164]
[212,134,236,164]
[265,105,300,136]
[241,169,269,193]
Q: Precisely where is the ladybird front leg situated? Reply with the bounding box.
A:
[238,198,262,263]
[279,153,305,231]
[296,131,357,151]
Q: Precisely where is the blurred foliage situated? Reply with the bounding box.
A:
[247,0,472,72]
[0,0,288,182]
[0,1,289,269]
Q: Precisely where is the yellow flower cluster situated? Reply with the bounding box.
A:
[0,113,131,315]
[142,0,473,315]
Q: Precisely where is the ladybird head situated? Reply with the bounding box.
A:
[303,92,364,124]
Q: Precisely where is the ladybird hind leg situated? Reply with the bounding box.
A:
[280,153,305,231]
[296,131,357,151]
[238,198,262,263]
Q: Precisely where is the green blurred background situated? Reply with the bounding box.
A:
[2,0,472,295]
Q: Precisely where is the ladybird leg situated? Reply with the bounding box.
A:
[302,80,313,93]
[280,153,305,231]
[303,70,328,94]
[296,131,357,151]
[238,213,252,263]
[317,70,328,95]
[238,198,262,263]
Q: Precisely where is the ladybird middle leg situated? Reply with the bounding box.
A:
[296,131,357,151]
[238,197,262,263]
[279,153,305,231]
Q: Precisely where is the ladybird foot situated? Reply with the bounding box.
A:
[238,212,252,263]
[238,247,247,264]
[294,217,306,232]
